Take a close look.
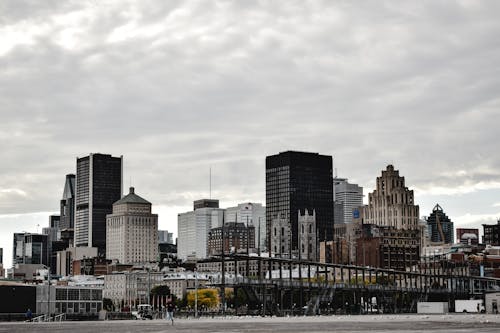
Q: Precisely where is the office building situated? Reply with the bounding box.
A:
[158,230,174,244]
[483,220,500,246]
[207,222,255,256]
[106,187,158,264]
[60,174,76,230]
[12,233,49,266]
[426,204,454,244]
[74,153,123,256]
[333,178,363,224]
[177,199,224,260]
[225,202,266,252]
[266,151,333,257]
[353,165,420,270]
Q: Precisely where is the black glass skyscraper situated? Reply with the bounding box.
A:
[266,151,333,255]
[74,153,122,256]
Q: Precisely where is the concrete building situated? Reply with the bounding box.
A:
[333,178,363,224]
[361,165,419,230]
[56,246,98,276]
[103,271,164,309]
[177,199,224,260]
[426,204,454,244]
[36,285,103,315]
[74,153,123,256]
[158,230,174,244]
[353,165,421,270]
[12,233,49,266]
[106,187,158,264]
[225,202,266,252]
[266,151,334,257]
[483,220,500,246]
[207,222,255,256]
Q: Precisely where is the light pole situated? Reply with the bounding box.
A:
[194,269,198,318]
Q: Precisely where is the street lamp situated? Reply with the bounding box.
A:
[194,269,198,318]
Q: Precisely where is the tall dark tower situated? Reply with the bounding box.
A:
[426,204,454,244]
[74,153,123,256]
[266,151,333,257]
[60,174,75,230]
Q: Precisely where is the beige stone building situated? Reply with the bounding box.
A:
[361,165,419,229]
[106,187,158,264]
[353,165,421,270]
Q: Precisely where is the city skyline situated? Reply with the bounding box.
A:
[2,1,500,268]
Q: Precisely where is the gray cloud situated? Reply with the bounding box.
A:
[1,0,500,222]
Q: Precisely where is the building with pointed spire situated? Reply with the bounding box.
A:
[426,204,454,244]
[106,187,158,264]
[60,174,75,231]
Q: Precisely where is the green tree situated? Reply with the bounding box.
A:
[150,285,171,297]
[103,298,114,311]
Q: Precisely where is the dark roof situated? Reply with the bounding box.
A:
[114,187,151,205]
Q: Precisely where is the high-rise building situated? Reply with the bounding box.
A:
[74,153,123,256]
[0,248,2,265]
[106,187,158,264]
[426,204,454,244]
[353,165,420,270]
[266,151,333,257]
[12,233,49,266]
[158,230,174,244]
[177,199,224,260]
[225,202,266,252]
[333,178,363,224]
[60,174,75,230]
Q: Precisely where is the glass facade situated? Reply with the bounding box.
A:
[266,151,333,255]
[75,154,122,255]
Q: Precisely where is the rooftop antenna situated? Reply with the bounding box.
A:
[209,166,212,199]
[335,167,338,178]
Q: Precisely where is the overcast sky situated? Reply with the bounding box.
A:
[1,0,500,269]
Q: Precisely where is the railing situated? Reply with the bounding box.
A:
[53,313,66,322]
[32,314,48,322]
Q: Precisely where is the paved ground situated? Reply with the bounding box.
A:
[1,314,500,332]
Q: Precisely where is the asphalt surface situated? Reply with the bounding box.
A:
[1,315,500,332]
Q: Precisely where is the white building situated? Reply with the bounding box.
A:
[225,202,266,252]
[106,187,158,264]
[333,178,363,224]
[104,271,164,309]
[177,199,224,260]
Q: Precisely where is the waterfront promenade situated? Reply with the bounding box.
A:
[1,314,499,332]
